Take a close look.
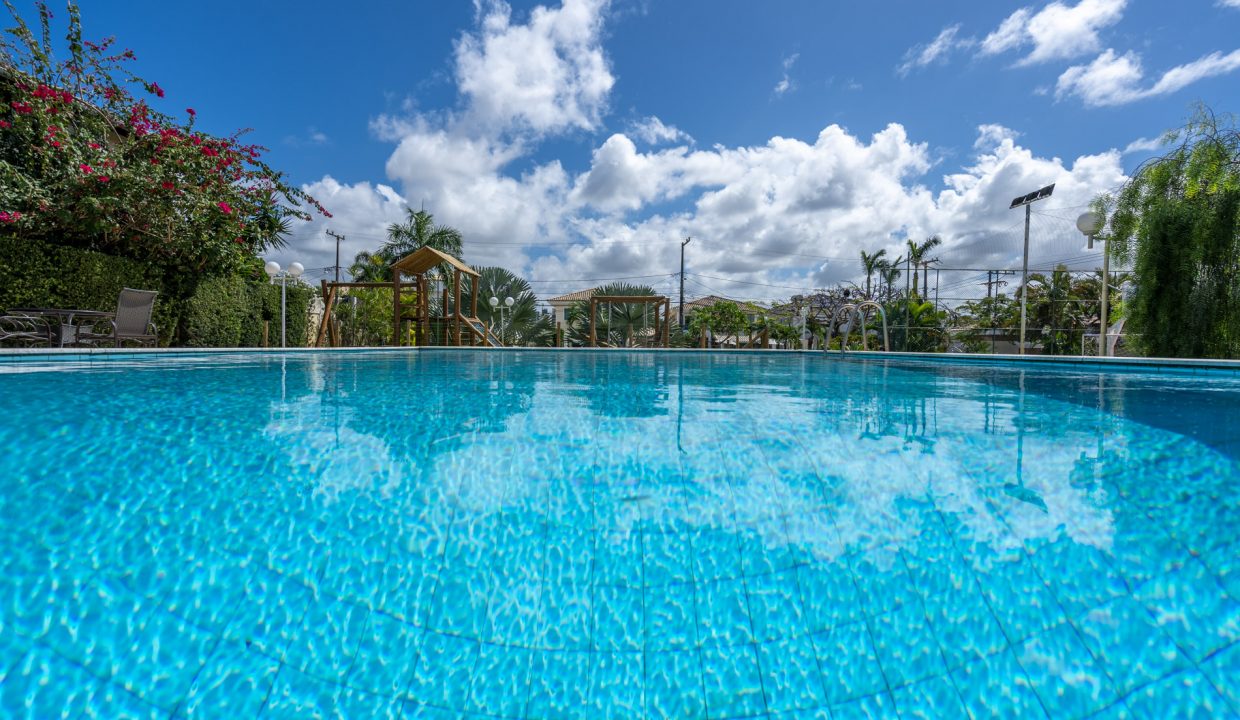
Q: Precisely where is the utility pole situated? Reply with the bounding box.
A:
[679,236,691,328]
[326,229,345,283]
[903,253,911,351]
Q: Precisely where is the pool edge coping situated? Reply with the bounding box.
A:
[1,345,1239,372]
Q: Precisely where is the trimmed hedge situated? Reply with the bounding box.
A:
[0,236,312,347]
[0,235,177,340]
[183,274,313,347]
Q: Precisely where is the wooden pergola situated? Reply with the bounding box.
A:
[391,247,491,347]
[588,295,671,348]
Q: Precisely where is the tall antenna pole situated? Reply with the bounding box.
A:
[679,236,691,328]
[326,229,345,283]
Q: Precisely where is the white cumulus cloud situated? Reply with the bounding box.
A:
[981,0,1126,66]
[1056,48,1240,106]
[454,0,614,136]
[281,0,1130,301]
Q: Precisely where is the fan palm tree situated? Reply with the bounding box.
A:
[461,266,554,346]
[859,249,887,299]
[564,282,660,347]
[905,235,942,297]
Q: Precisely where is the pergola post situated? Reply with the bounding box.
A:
[589,297,597,347]
[391,268,402,346]
[453,269,463,346]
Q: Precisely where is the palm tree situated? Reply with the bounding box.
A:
[345,208,465,282]
[348,250,390,283]
[461,266,554,346]
[384,208,463,259]
[564,282,660,347]
[859,249,887,300]
[877,257,902,302]
[905,235,942,297]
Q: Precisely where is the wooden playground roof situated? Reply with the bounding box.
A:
[391,246,479,277]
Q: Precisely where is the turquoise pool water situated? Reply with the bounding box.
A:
[0,350,1237,719]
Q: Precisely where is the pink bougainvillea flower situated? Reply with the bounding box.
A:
[161,181,175,190]
[201,147,219,157]
[0,120,10,128]
[0,211,21,223]
[150,82,165,98]
[217,202,232,214]
[49,140,60,148]
[80,164,93,174]
[186,108,196,116]
[97,176,110,183]
[88,142,101,149]
[10,101,33,114]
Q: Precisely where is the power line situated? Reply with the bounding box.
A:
[525,273,673,284]
[688,272,819,292]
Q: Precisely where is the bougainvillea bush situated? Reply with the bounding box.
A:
[0,1,329,281]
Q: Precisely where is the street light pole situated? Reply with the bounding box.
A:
[1076,211,1107,355]
[679,236,691,328]
[1009,183,1055,355]
[265,260,304,349]
[489,295,515,344]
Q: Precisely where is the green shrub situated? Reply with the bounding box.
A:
[186,274,314,348]
[183,276,248,347]
[0,235,176,341]
[0,236,314,347]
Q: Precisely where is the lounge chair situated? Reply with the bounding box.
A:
[0,314,51,347]
[80,288,160,347]
[1081,317,1126,356]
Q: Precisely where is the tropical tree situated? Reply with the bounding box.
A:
[385,208,463,259]
[954,293,1019,352]
[564,282,659,346]
[902,297,950,352]
[686,300,750,346]
[1110,105,1240,358]
[333,288,393,346]
[859,249,887,299]
[348,249,390,283]
[1022,266,1094,355]
[0,3,328,281]
[877,257,903,303]
[462,266,553,346]
[905,236,942,297]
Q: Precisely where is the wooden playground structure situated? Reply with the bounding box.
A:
[588,295,672,348]
[315,246,499,347]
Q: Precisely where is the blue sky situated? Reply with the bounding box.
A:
[62,1,1240,300]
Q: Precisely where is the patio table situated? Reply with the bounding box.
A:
[6,308,115,348]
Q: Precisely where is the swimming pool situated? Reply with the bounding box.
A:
[0,349,1236,718]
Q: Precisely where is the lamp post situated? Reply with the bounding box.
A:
[489,295,515,344]
[264,260,304,348]
[1076,211,1108,356]
[1009,183,1056,354]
